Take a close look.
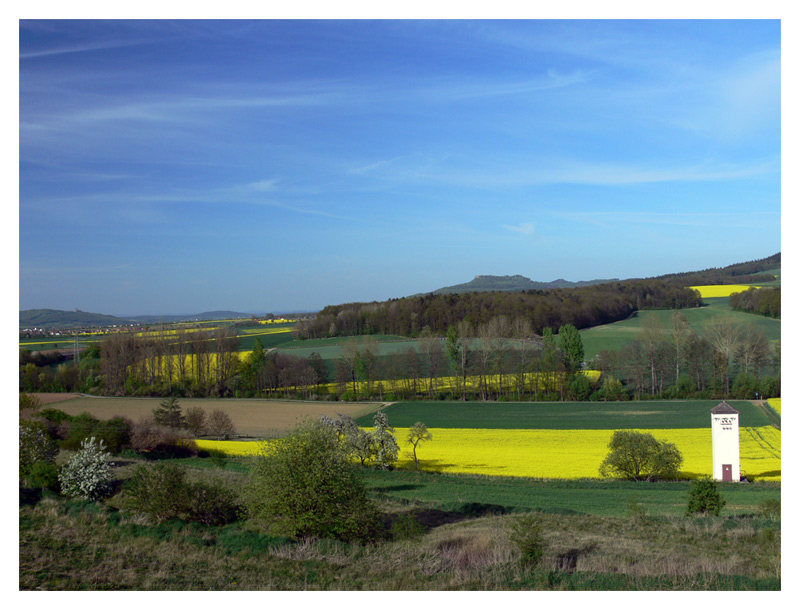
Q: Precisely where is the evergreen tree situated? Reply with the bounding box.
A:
[558,324,585,375]
[152,396,184,428]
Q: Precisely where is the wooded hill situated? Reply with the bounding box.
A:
[414,253,779,297]
[19,309,257,329]
[295,253,780,340]
[19,309,133,329]
[642,252,780,285]
[295,281,702,339]
[417,274,619,295]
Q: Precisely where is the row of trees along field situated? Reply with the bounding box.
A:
[19,311,779,402]
[729,287,781,318]
[594,312,780,400]
[293,280,703,339]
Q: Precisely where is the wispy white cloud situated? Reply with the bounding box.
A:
[347,154,419,175]
[670,50,780,140]
[247,179,280,192]
[21,182,370,226]
[413,157,779,189]
[414,69,591,102]
[20,39,149,60]
[20,263,132,275]
[551,210,779,229]
[501,222,535,235]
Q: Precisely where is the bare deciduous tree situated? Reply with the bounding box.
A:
[207,409,236,440]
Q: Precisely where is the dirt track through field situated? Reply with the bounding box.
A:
[31,395,384,438]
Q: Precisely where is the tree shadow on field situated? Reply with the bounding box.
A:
[385,502,511,531]
[556,543,598,573]
[19,487,42,507]
[374,484,423,492]
[751,470,781,480]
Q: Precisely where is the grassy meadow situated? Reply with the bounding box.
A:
[580,296,780,360]
[19,453,781,590]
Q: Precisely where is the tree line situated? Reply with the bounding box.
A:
[593,312,779,400]
[19,312,779,402]
[294,280,703,340]
[646,252,779,285]
[729,287,780,318]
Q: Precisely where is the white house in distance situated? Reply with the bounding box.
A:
[710,402,740,482]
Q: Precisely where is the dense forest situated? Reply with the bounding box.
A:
[294,280,702,339]
[646,252,779,285]
[729,287,781,318]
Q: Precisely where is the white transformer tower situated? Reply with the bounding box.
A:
[710,402,740,482]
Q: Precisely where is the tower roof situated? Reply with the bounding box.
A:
[710,401,740,414]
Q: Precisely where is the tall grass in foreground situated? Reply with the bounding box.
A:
[19,492,780,590]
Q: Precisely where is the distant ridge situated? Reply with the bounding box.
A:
[19,309,132,329]
[417,274,618,296]
[128,311,256,324]
[19,309,257,329]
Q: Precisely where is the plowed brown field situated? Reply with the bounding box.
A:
[30,395,383,438]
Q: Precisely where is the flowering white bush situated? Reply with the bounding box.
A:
[58,437,113,501]
[372,411,399,470]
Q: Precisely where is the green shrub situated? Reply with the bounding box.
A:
[62,412,100,451]
[686,478,726,516]
[124,462,241,526]
[247,418,381,541]
[60,413,132,453]
[35,407,73,427]
[19,393,41,411]
[390,513,426,540]
[184,481,242,526]
[94,417,132,454]
[124,463,189,522]
[507,513,545,566]
[19,420,59,477]
[758,497,780,520]
[28,461,60,491]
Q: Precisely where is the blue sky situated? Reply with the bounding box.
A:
[18,19,781,316]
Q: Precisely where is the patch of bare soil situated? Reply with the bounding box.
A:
[29,393,81,405]
[38,397,384,438]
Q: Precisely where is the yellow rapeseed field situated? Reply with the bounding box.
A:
[690,285,760,298]
[196,425,780,481]
[767,398,781,416]
[321,370,602,396]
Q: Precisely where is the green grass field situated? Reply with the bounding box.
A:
[360,468,780,517]
[580,299,780,360]
[274,336,423,359]
[358,400,770,430]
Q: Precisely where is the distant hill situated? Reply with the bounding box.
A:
[19,309,133,329]
[414,253,780,297]
[19,309,257,329]
[418,274,619,296]
[128,311,256,324]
